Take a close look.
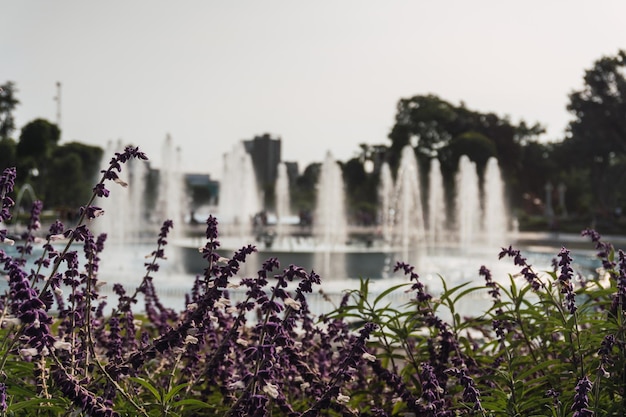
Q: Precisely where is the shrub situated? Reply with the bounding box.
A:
[0,147,624,416]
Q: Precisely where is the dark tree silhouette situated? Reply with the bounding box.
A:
[0,81,19,140]
[564,49,626,211]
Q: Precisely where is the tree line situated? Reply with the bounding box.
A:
[0,82,102,213]
[2,50,626,232]
[331,50,626,233]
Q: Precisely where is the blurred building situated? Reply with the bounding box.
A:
[243,133,282,190]
[283,161,299,186]
[185,173,219,207]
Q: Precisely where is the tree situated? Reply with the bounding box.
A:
[44,142,103,207]
[17,119,60,163]
[387,94,545,212]
[439,131,497,177]
[291,163,320,214]
[52,142,103,183]
[0,138,16,171]
[563,49,626,212]
[387,95,458,171]
[341,157,377,225]
[0,81,19,140]
[46,152,85,208]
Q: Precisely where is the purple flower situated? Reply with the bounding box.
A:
[15,200,43,259]
[598,334,615,376]
[0,383,6,412]
[93,182,110,197]
[546,389,561,408]
[598,334,615,358]
[582,229,616,272]
[395,261,431,302]
[157,219,173,246]
[79,205,105,220]
[370,360,420,413]
[0,167,16,226]
[571,376,593,417]
[4,254,55,352]
[421,362,444,409]
[557,247,577,314]
[610,250,626,314]
[205,214,219,241]
[479,265,500,303]
[53,366,119,417]
[447,367,483,412]
[94,145,148,204]
[499,246,542,291]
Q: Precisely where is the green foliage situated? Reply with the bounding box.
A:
[292,162,320,213]
[387,95,543,173]
[0,138,16,172]
[387,94,545,221]
[325,252,626,416]
[564,49,626,212]
[17,119,60,166]
[341,157,378,225]
[44,142,103,207]
[0,81,19,140]
[443,131,498,174]
[3,145,626,416]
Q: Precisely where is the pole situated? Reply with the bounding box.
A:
[54,81,62,138]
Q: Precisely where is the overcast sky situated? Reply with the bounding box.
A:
[3,1,625,177]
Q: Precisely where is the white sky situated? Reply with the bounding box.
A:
[2,1,626,177]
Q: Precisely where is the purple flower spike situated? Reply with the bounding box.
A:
[448,367,483,412]
[480,265,500,303]
[421,362,444,410]
[499,245,542,291]
[0,383,6,413]
[571,376,593,417]
[394,261,431,302]
[205,215,219,241]
[93,182,110,198]
[53,366,119,417]
[0,167,16,217]
[582,229,616,272]
[557,247,577,314]
[80,205,105,220]
[15,200,43,257]
[0,167,17,243]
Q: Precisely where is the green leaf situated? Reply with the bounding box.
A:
[163,382,189,404]
[171,398,215,409]
[373,282,411,306]
[130,376,162,402]
[8,398,68,412]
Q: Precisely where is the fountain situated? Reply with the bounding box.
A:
[174,140,520,289]
[155,134,185,240]
[378,162,395,246]
[177,146,393,279]
[94,137,184,243]
[483,157,509,249]
[274,162,292,244]
[313,152,348,248]
[311,152,348,277]
[77,139,594,317]
[366,148,518,285]
[391,145,425,267]
[217,142,261,239]
[83,136,191,300]
[187,144,514,282]
[427,158,446,251]
[455,155,480,254]
[94,140,141,243]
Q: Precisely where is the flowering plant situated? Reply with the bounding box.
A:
[0,147,624,416]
